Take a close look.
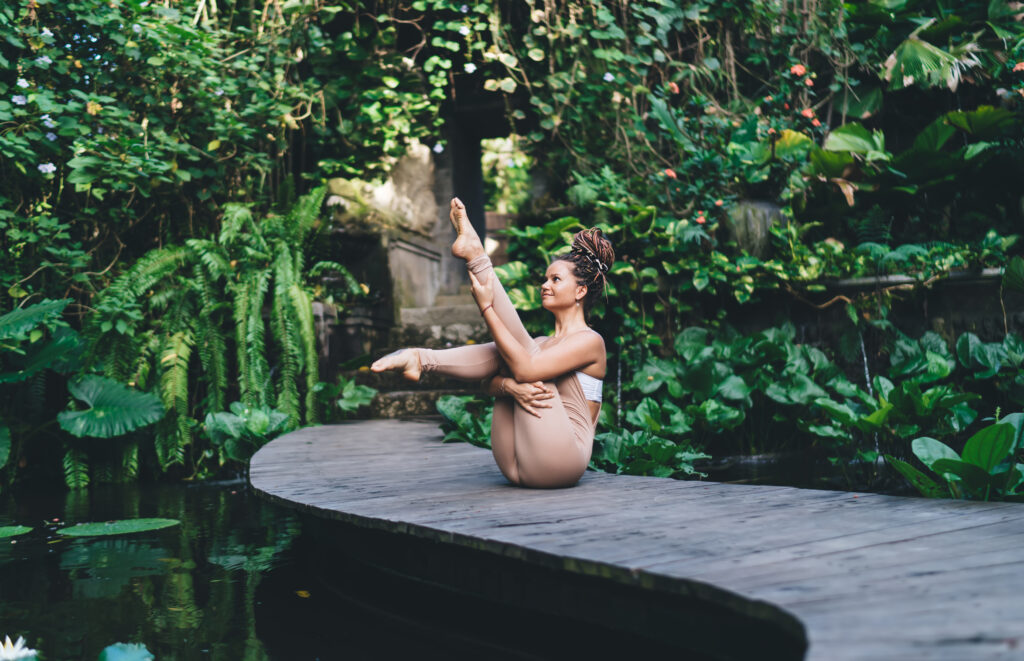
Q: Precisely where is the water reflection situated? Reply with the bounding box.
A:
[0,483,297,660]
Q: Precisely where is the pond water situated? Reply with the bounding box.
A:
[0,480,730,660]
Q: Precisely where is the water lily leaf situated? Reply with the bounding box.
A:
[59,518,180,537]
[962,422,1014,472]
[0,525,32,538]
[58,376,165,438]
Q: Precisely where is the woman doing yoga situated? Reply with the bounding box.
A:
[371,198,614,488]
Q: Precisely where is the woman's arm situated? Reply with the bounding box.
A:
[470,270,603,382]
[484,374,556,418]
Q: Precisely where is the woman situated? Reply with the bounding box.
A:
[371,198,613,488]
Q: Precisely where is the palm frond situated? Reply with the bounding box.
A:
[156,330,194,469]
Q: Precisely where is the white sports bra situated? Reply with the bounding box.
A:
[575,371,603,402]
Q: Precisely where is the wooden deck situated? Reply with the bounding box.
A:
[250,419,1024,660]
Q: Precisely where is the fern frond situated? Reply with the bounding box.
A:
[219,202,255,246]
[186,239,232,280]
[308,260,362,296]
[284,184,327,246]
[121,245,192,300]
[232,278,253,406]
[62,445,89,489]
[156,329,194,469]
[195,264,228,413]
[121,442,139,482]
[288,283,319,424]
[272,247,302,424]
[245,270,272,408]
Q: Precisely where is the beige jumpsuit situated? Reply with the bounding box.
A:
[418,255,600,488]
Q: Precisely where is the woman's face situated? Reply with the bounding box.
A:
[540,260,584,311]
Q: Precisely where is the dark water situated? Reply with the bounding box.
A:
[0,482,306,660]
[3,482,685,661]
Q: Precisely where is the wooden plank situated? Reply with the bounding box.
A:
[251,420,1024,661]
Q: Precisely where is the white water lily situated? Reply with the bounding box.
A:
[0,636,37,660]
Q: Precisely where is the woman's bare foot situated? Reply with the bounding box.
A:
[370,349,422,381]
[450,197,485,261]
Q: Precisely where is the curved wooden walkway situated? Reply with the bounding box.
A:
[250,419,1024,660]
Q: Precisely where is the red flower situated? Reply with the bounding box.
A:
[664,168,677,179]
[767,127,777,134]
[801,108,815,118]
[1014,62,1024,72]
[783,103,790,110]
[804,77,814,87]
[763,95,773,102]
[668,81,680,94]
[790,64,806,76]
[714,199,724,207]
[812,118,821,127]
[695,216,706,225]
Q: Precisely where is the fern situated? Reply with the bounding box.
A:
[245,269,272,408]
[121,442,139,481]
[284,184,328,246]
[193,264,228,412]
[156,330,194,469]
[272,247,302,423]
[62,445,89,489]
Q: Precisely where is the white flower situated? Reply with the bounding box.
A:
[16,79,29,89]
[11,95,27,106]
[45,132,57,141]
[0,635,37,660]
[35,55,52,65]
[40,28,53,37]
[603,72,615,82]
[37,163,56,174]
[42,115,57,129]
[432,143,444,154]
[464,62,477,73]
[458,25,470,36]
[460,4,469,12]
[132,24,142,33]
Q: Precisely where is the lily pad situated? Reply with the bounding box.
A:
[0,525,32,538]
[58,518,180,537]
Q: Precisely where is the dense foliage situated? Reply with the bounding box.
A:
[3,0,1024,496]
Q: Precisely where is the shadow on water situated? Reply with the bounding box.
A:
[2,483,775,660]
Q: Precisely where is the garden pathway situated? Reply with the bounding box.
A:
[250,419,1024,660]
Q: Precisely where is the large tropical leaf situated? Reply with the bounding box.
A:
[946,106,1019,139]
[0,298,70,342]
[58,376,165,438]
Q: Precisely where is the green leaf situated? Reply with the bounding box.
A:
[911,436,960,470]
[945,106,1018,139]
[0,525,32,538]
[885,455,944,498]
[930,458,996,495]
[58,376,165,438]
[1003,256,1024,294]
[59,518,180,537]
[0,298,69,341]
[962,422,1014,472]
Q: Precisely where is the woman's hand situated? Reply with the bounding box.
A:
[468,269,495,311]
[504,379,555,418]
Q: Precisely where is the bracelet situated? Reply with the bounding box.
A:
[499,377,507,396]
[480,303,493,317]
